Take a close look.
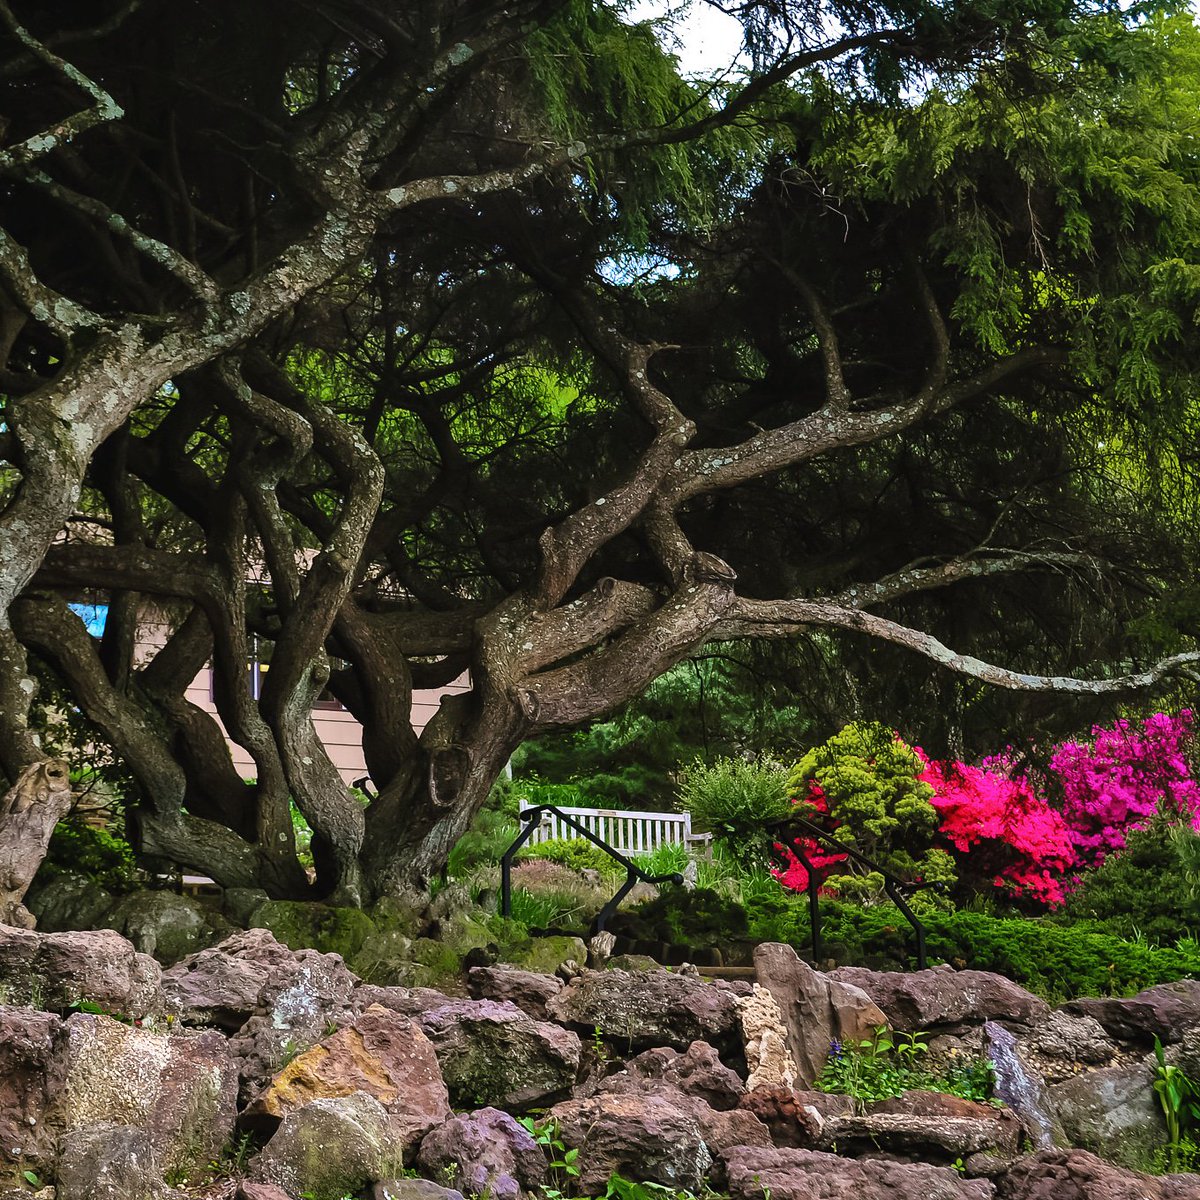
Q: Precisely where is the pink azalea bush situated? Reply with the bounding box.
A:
[1050,710,1200,870]
[770,782,849,893]
[917,751,1076,906]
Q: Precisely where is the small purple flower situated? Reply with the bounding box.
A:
[829,1039,843,1059]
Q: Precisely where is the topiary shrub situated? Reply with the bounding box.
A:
[679,757,791,867]
[788,722,955,895]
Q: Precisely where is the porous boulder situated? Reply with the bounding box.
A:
[416,1107,547,1200]
[737,1087,851,1147]
[723,1145,994,1200]
[57,1011,238,1181]
[418,999,581,1110]
[738,983,798,1091]
[243,1003,450,1149]
[997,1147,1200,1199]
[1048,1062,1166,1170]
[55,1123,184,1200]
[249,1091,409,1199]
[468,965,563,1020]
[548,1092,712,1195]
[0,926,161,1018]
[1065,980,1200,1046]
[547,967,739,1052]
[754,943,888,1087]
[828,965,1048,1032]
[1017,1010,1116,1083]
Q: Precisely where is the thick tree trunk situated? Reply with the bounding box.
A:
[0,758,72,928]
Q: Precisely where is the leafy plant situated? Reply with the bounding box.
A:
[816,1026,994,1106]
[679,757,791,867]
[1153,1036,1200,1169]
[518,1115,579,1191]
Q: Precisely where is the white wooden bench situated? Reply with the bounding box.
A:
[520,806,711,856]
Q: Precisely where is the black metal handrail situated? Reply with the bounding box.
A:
[501,804,684,935]
[767,813,939,969]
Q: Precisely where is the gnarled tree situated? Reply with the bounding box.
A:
[2,0,1198,901]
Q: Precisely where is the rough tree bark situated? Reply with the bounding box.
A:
[0,758,72,927]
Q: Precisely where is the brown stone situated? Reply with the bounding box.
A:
[1065,980,1200,1046]
[723,1145,994,1200]
[604,1040,745,1110]
[468,965,563,1019]
[737,1087,850,1147]
[997,1148,1200,1199]
[0,1005,68,1171]
[244,1003,450,1146]
[416,1107,547,1200]
[0,926,162,1018]
[549,1092,712,1195]
[754,943,888,1087]
[828,965,1048,1032]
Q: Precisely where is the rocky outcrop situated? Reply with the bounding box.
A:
[722,1145,994,1200]
[243,1004,450,1148]
[416,1107,547,1200]
[737,1087,850,1147]
[547,967,739,1052]
[0,1006,68,1171]
[997,1147,1200,1199]
[417,999,581,1110]
[0,926,161,1018]
[248,1091,410,1199]
[468,965,564,1019]
[828,965,1048,1032]
[755,943,888,1086]
[1065,980,1200,1046]
[549,1092,713,1194]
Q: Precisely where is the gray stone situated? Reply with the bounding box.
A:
[25,872,113,932]
[547,967,739,1052]
[104,889,232,965]
[1019,1010,1116,1082]
[600,1041,745,1110]
[418,998,581,1110]
[373,1181,468,1200]
[249,1091,409,1199]
[416,1107,547,1200]
[756,943,889,1087]
[55,1123,184,1200]
[1049,1062,1165,1170]
[0,926,162,1018]
[829,964,1048,1031]
[223,887,270,927]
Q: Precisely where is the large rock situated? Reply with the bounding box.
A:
[828,965,1048,1031]
[755,943,888,1087]
[55,1123,184,1200]
[1065,980,1200,1045]
[418,999,581,1110]
[613,1041,745,1110]
[244,1003,450,1150]
[104,890,233,965]
[374,1181,467,1200]
[1048,1062,1165,1170]
[25,872,113,933]
[548,1093,712,1194]
[737,1087,851,1147]
[249,899,378,962]
[249,1091,409,1198]
[163,927,356,1030]
[547,967,739,1052]
[997,1147,1200,1199]
[468,965,564,1020]
[723,1145,994,1200]
[58,1011,238,1181]
[0,926,161,1018]
[0,1006,68,1171]
[416,1108,547,1200]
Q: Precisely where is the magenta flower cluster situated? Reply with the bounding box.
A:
[1050,710,1200,871]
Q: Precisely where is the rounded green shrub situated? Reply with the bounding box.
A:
[678,756,791,867]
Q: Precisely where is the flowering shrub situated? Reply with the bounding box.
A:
[917,751,1076,906]
[1051,711,1200,870]
[771,782,849,892]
